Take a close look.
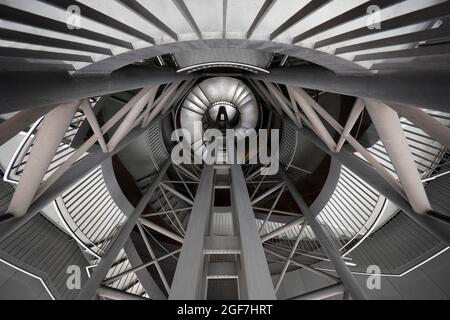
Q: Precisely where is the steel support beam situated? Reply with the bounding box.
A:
[274,224,307,292]
[265,248,339,282]
[388,103,450,148]
[139,219,184,244]
[251,66,450,113]
[7,101,79,217]
[79,100,108,153]
[279,169,367,300]
[137,223,171,295]
[170,165,215,300]
[288,87,336,150]
[251,182,285,206]
[335,98,365,152]
[0,66,192,114]
[107,86,158,151]
[76,160,171,300]
[230,164,276,300]
[122,238,166,300]
[103,249,181,286]
[0,105,56,146]
[160,182,195,206]
[261,216,305,243]
[365,99,432,214]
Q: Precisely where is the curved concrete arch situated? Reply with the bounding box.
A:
[76,39,369,76]
[310,158,342,217]
[101,158,134,218]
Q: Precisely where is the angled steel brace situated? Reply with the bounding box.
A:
[76,159,171,300]
[7,101,80,217]
[279,169,367,300]
[365,99,432,215]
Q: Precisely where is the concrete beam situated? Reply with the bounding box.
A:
[251,66,450,113]
[0,66,193,114]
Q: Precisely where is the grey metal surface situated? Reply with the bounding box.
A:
[230,164,276,300]
[0,213,89,300]
[170,165,215,300]
[347,212,445,275]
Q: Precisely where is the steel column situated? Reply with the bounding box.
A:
[230,164,276,300]
[169,165,215,300]
[279,169,367,300]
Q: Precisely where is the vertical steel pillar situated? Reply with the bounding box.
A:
[230,164,276,300]
[279,170,367,300]
[169,165,215,300]
[76,160,171,300]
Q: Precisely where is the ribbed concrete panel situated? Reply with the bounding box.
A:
[0,214,89,299]
[347,212,444,274]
